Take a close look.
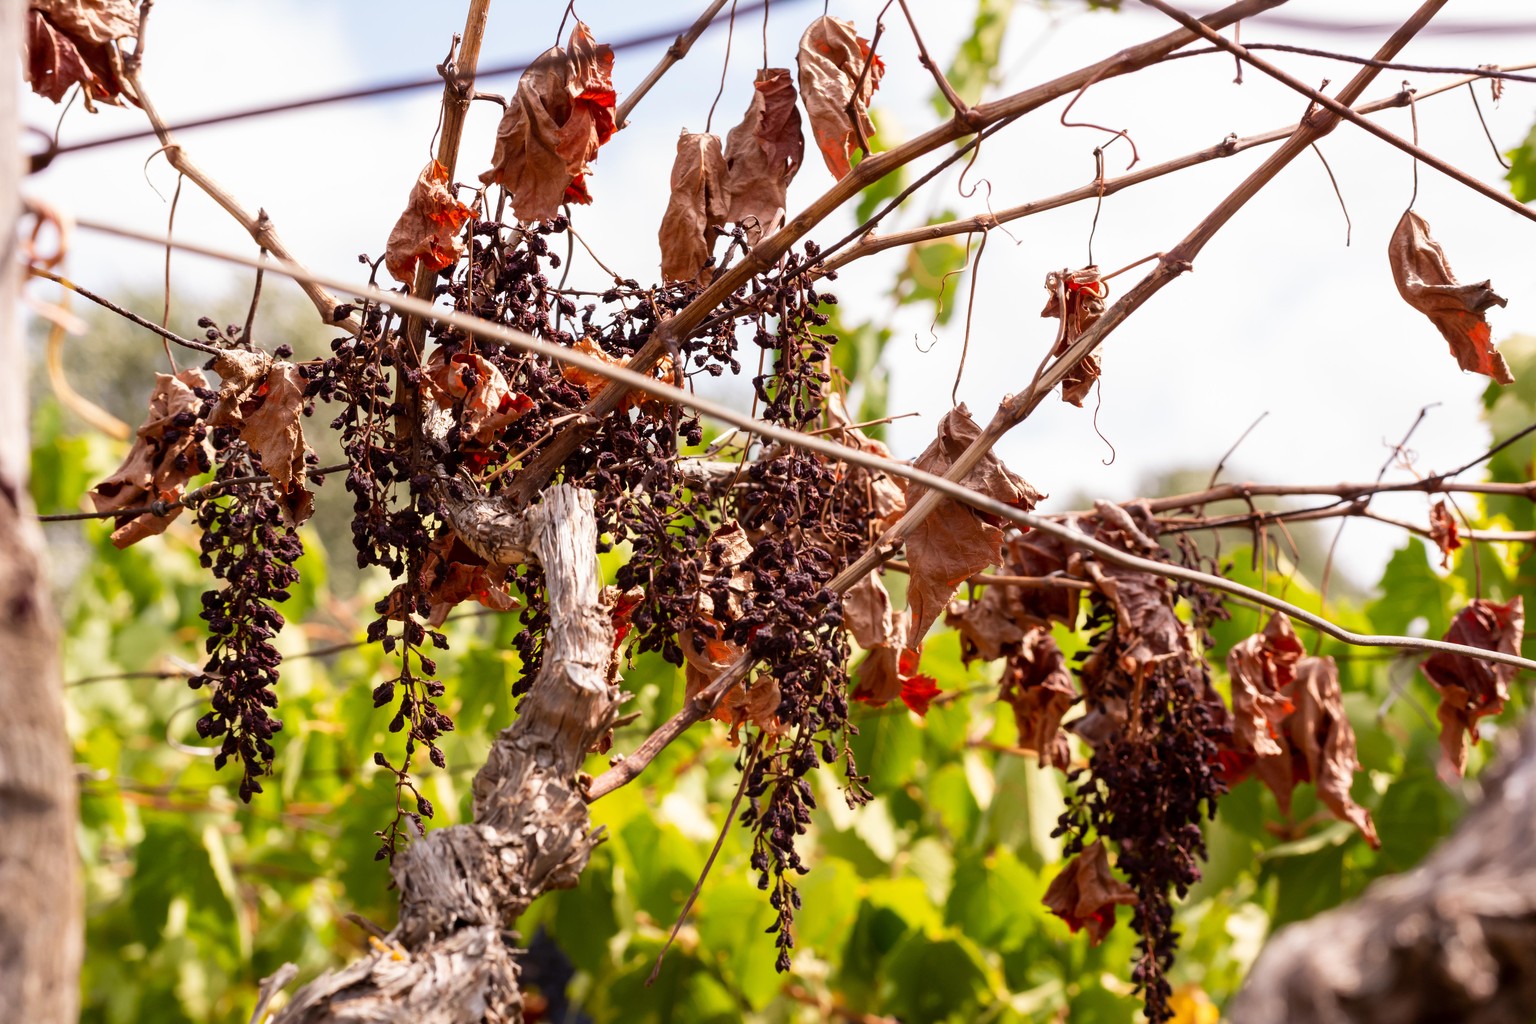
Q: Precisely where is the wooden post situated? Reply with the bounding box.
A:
[0,4,83,1021]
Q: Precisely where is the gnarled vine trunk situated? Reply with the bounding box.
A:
[1233,712,1536,1023]
[272,485,619,1023]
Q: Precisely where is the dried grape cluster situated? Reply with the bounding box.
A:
[1055,514,1230,1023]
[188,428,303,803]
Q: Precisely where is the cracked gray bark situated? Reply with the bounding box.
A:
[0,2,82,1019]
[271,485,618,1023]
[1231,711,1536,1024]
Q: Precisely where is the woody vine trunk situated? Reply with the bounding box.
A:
[272,485,619,1023]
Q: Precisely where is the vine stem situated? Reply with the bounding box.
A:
[586,0,1460,801]
[70,212,1536,802]
[118,70,360,335]
[1139,0,1536,223]
[614,0,734,130]
[498,0,1289,508]
[820,61,1536,275]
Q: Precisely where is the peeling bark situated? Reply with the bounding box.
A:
[1232,712,1536,1024]
[273,486,618,1023]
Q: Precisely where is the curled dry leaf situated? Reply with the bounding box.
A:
[1421,597,1525,776]
[723,67,804,244]
[479,21,615,223]
[380,533,521,626]
[850,604,941,716]
[843,572,895,651]
[1042,840,1138,945]
[1389,209,1512,384]
[1041,266,1108,407]
[384,160,475,286]
[26,0,140,109]
[421,350,534,447]
[1281,656,1379,848]
[1000,629,1078,769]
[210,350,315,525]
[89,369,211,548]
[560,336,677,413]
[1428,499,1462,569]
[796,16,884,180]
[946,534,1081,664]
[658,132,730,284]
[901,404,1041,648]
[1226,613,1304,760]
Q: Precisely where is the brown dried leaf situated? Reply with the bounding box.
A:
[902,404,1042,647]
[388,532,522,626]
[722,67,804,243]
[1284,656,1379,848]
[1040,267,1108,407]
[385,160,475,286]
[1428,500,1462,569]
[843,572,896,651]
[796,16,884,180]
[89,369,210,548]
[946,535,1081,664]
[422,350,534,447]
[561,337,677,413]
[479,22,615,223]
[210,351,315,525]
[1042,841,1138,945]
[658,132,730,284]
[1422,597,1525,776]
[26,2,139,109]
[1389,209,1512,384]
[1227,613,1304,759]
[1087,564,1182,679]
[1000,629,1078,769]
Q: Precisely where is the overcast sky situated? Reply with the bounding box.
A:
[22,0,1536,585]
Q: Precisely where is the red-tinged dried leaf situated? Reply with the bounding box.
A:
[1041,266,1108,407]
[1428,499,1462,569]
[413,532,521,626]
[1042,841,1138,945]
[555,22,617,192]
[89,369,210,548]
[1000,629,1078,769]
[1389,209,1512,384]
[723,67,804,243]
[1422,597,1525,776]
[561,336,677,413]
[1227,613,1304,759]
[901,404,1042,647]
[480,21,615,223]
[26,2,139,109]
[852,614,942,713]
[852,608,910,707]
[607,586,644,648]
[385,160,475,285]
[210,351,315,525]
[900,670,942,717]
[422,350,534,447]
[1284,656,1379,848]
[796,16,884,180]
[658,132,730,284]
